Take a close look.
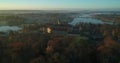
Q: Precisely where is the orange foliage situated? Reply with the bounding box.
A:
[104,36,118,47]
[8,42,24,47]
[97,36,119,54]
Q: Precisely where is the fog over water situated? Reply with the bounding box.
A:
[70,14,113,26]
[0,13,113,32]
[0,26,22,32]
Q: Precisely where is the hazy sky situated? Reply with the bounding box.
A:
[0,0,120,10]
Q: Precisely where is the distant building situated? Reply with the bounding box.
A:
[47,27,52,33]
[46,19,73,35]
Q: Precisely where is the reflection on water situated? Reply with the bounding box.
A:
[70,14,113,26]
[0,26,22,32]
[70,18,104,25]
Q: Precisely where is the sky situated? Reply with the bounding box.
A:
[0,0,120,10]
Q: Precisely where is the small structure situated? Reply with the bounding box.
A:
[47,27,52,33]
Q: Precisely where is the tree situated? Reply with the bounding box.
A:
[65,37,93,63]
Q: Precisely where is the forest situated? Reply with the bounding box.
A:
[0,30,120,63]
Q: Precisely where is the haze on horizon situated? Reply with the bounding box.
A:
[0,0,120,11]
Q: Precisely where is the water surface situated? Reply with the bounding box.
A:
[0,26,22,32]
[70,14,113,26]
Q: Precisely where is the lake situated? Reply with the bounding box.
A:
[69,14,113,26]
[0,26,22,32]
